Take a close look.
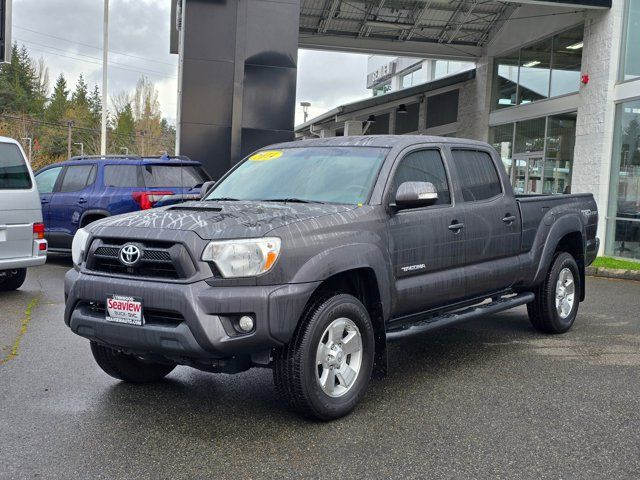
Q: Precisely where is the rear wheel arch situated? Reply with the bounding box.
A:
[80,210,110,228]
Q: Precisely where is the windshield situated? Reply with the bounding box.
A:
[207,146,388,204]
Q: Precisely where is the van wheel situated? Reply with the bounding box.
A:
[273,293,375,421]
[527,252,580,334]
[0,268,27,291]
[90,342,176,383]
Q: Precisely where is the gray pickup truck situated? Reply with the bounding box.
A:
[64,136,598,420]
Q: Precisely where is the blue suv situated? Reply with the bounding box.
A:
[34,155,211,251]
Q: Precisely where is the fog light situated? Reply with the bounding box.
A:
[238,315,254,332]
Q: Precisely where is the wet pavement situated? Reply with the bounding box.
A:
[1,259,639,479]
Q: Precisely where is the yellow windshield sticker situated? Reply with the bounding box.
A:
[249,150,283,161]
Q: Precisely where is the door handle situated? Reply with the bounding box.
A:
[502,215,516,224]
[448,221,465,232]
[78,197,87,204]
[41,198,49,204]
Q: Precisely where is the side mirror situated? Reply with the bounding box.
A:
[395,181,438,209]
[200,180,217,199]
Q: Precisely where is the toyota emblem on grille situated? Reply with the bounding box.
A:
[119,244,141,266]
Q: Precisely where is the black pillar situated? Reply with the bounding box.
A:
[178,0,300,180]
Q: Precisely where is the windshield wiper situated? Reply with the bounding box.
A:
[206,197,239,202]
[261,198,324,204]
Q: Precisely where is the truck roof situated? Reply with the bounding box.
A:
[268,135,491,150]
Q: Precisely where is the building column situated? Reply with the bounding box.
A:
[344,120,363,136]
[320,128,335,138]
[572,4,625,252]
[388,109,397,134]
[178,0,300,179]
[456,56,492,141]
[417,97,427,134]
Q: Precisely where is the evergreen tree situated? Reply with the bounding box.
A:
[114,103,136,153]
[89,84,101,124]
[71,74,89,108]
[45,74,69,123]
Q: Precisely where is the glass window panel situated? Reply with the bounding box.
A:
[450,150,502,202]
[59,165,95,193]
[514,117,546,154]
[35,167,63,193]
[492,51,519,110]
[392,150,451,205]
[550,26,583,97]
[489,123,514,177]
[607,99,640,259]
[0,143,32,189]
[518,37,552,105]
[544,113,576,194]
[621,0,640,81]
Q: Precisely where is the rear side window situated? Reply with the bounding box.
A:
[450,150,502,202]
[36,167,63,193]
[0,143,32,189]
[60,165,96,193]
[141,165,208,188]
[392,149,451,205]
[103,165,141,187]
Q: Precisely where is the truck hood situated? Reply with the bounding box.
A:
[90,201,358,240]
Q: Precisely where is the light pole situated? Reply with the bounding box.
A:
[74,142,84,156]
[100,0,109,156]
[120,147,129,155]
[21,137,32,163]
[67,121,74,158]
[300,101,311,123]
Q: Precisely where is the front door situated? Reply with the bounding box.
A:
[34,166,64,228]
[48,164,96,249]
[513,152,544,194]
[388,148,467,319]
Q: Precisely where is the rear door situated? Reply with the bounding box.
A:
[0,142,41,260]
[48,164,96,249]
[34,166,64,227]
[447,147,522,296]
[387,147,467,318]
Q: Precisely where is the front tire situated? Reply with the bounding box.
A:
[90,342,176,383]
[273,293,375,421]
[527,252,581,334]
[0,268,27,292]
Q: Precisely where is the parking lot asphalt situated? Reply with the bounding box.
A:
[1,260,639,480]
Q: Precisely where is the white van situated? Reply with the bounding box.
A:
[0,137,47,291]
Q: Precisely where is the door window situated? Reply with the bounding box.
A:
[450,150,502,202]
[36,167,63,193]
[59,165,96,193]
[392,149,451,205]
[0,143,32,189]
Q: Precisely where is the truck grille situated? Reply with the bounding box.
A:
[86,239,195,280]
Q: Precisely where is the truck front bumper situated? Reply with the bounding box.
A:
[64,269,320,362]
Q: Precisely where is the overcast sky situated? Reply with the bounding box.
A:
[12,0,371,126]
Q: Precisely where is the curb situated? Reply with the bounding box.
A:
[586,266,640,281]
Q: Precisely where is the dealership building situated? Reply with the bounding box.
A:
[173,0,639,260]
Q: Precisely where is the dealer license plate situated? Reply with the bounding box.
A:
[106,295,144,326]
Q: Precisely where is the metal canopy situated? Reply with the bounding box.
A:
[299,0,608,59]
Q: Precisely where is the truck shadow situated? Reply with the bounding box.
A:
[93,309,540,438]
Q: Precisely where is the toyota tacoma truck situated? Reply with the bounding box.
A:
[64,136,598,420]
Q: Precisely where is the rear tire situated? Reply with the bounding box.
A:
[0,268,27,292]
[90,342,176,383]
[527,252,580,334]
[273,293,375,421]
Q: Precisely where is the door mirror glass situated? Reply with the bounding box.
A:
[200,180,217,199]
[395,181,438,208]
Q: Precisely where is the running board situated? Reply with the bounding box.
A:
[386,292,535,342]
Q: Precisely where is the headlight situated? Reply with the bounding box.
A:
[71,228,91,267]
[201,237,281,278]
